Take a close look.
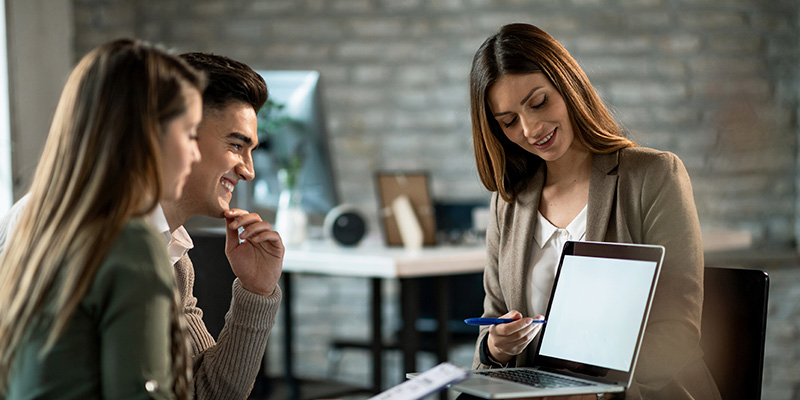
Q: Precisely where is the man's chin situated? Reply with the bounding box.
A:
[200,199,230,219]
[213,210,228,219]
[214,201,230,218]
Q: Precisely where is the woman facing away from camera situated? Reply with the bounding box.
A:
[0,39,205,399]
[467,23,721,400]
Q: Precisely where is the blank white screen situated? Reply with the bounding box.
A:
[538,255,657,371]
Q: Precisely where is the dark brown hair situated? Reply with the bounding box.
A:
[180,52,268,113]
[470,23,635,202]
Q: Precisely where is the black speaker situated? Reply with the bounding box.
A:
[324,204,367,246]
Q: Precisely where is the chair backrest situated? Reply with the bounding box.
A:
[701,267,769,400]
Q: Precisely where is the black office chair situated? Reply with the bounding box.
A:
[701,267,769,400]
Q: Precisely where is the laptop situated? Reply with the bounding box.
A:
[447,241,664,398]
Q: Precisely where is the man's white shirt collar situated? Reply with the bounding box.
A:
[147,204,194,265]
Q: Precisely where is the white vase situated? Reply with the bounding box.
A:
[275,187,307,245]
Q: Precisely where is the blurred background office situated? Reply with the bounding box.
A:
[1,0,798,398]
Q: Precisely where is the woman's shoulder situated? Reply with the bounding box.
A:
[617,146,685,173]
[115,217,162,240]
[100,218,171,279]
[84,218,173,327]
[111,218,166,255]
[612,146,694,197]
[619,145,680,161]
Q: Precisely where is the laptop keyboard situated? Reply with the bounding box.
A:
[477,369,596,388]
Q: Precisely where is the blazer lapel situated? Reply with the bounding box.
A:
[587,151,620,241]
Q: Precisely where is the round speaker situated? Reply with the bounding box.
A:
[324,204,367,246]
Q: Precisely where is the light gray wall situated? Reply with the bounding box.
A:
[6,0,73,200]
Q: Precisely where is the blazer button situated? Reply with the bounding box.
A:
[145,380,159,392]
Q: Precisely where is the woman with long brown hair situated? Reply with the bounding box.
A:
[468,23,720,399]
[0,39,205,399]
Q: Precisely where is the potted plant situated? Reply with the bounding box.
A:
[255,98,307,244]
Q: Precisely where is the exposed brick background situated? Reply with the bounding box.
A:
[72,1,800,398]
[74,0,799,248]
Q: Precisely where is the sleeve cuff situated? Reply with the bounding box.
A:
[479,333,513,368]
[228,278,282,330]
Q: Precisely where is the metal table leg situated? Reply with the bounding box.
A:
[370,278,383,393]
[435,276,451,400]
[281,273,299,400]
[400,278,421,375]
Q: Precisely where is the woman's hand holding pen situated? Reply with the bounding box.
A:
[487,310,545,365]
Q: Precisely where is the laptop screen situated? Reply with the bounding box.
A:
[535,241,662,383]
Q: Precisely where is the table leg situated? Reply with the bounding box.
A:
[435,276,451,363]
[400,278,421,375]
[282,273,299,400]
[370,278,383,393]
[435,276,451,400]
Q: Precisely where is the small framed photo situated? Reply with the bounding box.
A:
[375,171,437,247]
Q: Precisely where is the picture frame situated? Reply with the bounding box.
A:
[375,171,437,247]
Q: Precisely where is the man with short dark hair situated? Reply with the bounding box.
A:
[163,52,282,399]
[0,52,283,400]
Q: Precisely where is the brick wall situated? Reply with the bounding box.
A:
[763,263,800,400]
[72,0,800,398]
[74,0,799,248]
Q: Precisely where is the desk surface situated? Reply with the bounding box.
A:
[283,241,487,278]
[193,227,752,277]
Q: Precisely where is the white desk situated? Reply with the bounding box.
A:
[283,240,486,277]
[279,240,486,396]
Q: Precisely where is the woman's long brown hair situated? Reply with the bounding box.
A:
[470,23,635,202]
[0,39,205,398]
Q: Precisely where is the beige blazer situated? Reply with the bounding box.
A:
[473,147,721,400]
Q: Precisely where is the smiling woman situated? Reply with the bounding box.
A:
[465,23,722,400]
[470,25,634,204]
[487,73,575,164]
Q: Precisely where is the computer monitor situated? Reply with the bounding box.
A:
[251,70,338,219]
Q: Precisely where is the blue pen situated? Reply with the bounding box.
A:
[464,317,546,326]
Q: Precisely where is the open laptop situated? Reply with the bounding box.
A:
[448,241,664,398]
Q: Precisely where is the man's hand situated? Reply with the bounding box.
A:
[224,209,284,296]
[487,310,544,365]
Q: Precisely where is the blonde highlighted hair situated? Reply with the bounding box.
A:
[470,23,635,202]
[0,39,205,398]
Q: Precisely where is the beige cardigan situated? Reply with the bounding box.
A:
[175,255,281,400]
[473,147,721,400]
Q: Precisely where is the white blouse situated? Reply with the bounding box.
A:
[527,205,587,317]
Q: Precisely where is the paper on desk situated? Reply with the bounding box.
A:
[368,362,469,400]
